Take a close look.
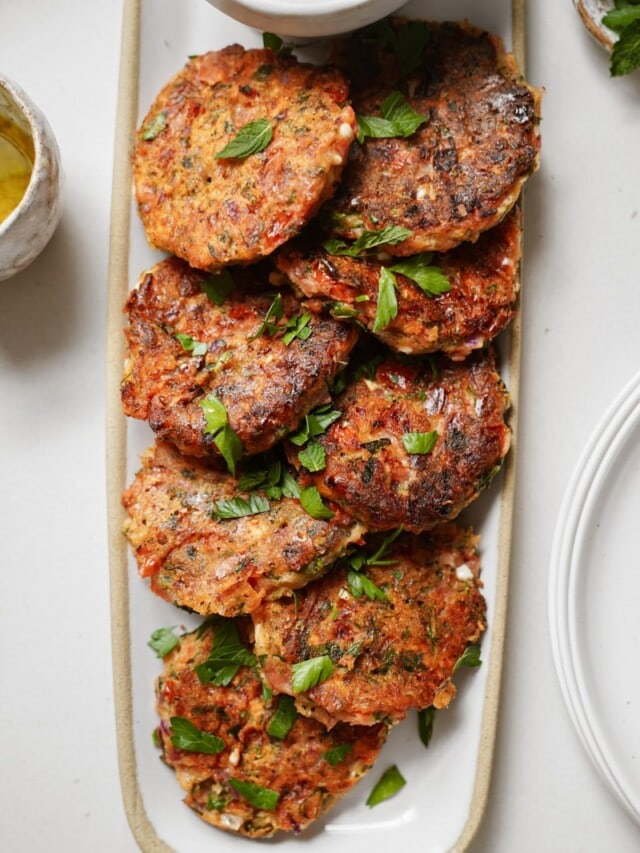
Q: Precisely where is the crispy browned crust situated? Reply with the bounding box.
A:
[133,46,356,270]
[121,257,358,459]
[325,20,541,254]
[252,524,486,726]
[275,206,521,359]
[155,624,387,837]
[289,348,510,532]
[122,441,366,616]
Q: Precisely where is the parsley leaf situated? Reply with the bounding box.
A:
[262,31,293,56]
[147,626,179,658]
[373,266,399,332]
[299,486,335,520]
[282,312,312,345]
[175,333,208,356]
[215,118,273,159]
[324,743,352,765]
[388,255,451,296]
[229,778,280,811]
[323,225,412,258]
[297,440,326,472]
[453,643,482,673]
[141,110,167,141]
[357,91,428,143]
[267,695,298,739]
[201,270,234,306]
[195,618,257,686]
[418,707,435,748]
[366,765,406,807]
[402,430,438,455]
[347,568,389,603]
[291,654,334,693]
[170,716,225,754]
[610,18,640,75]
[213,494,271,519]
[200,396,242,476]
[250,293,284,339]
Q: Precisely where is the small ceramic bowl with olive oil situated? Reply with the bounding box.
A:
[0,74,63,281]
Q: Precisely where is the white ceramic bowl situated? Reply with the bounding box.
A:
[206,0,408,38]
[0,75,63,281]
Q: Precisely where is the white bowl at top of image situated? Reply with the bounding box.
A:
[206,0,409,38]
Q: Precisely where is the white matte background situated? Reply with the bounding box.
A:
[1,1,639,851]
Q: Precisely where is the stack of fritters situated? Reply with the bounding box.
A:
[122,16,540,839]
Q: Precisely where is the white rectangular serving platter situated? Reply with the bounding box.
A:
[106,1,525,851]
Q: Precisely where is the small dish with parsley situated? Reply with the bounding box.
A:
[574,0,640,74]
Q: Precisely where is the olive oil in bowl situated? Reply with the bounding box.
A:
[0,115,34,224]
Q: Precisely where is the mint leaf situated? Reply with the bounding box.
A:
[299,486,334,520]
[201,270,234,306]
[291,654,334,693]
[215,118,273,159]
[195,618,257,686]
[402,430,438,455]
[388,255,451,296]
[323,225,412,258]
[373,267,398,332]
[288,404,342,446]
[200,396,242,475]
[170,716,225,754]
[200,395,228,434]
[175,333,208,356]
[357,91,428,143]
[610,19,640,75]
[282,312,312,345]
[366,765,406,807]
[603,6,640,32]
[453,643,482,673]
[148,626,179,658]
[229,778,280,810]
[347,568,389,603]
[297,441,326,472]
[267,695,297,739]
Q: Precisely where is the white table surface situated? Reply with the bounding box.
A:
[1,1,639,850]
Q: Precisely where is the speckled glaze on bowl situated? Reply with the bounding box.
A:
[0,75,63,281]
[573,0,617,50]
[206,0,408,38]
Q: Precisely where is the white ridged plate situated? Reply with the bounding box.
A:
[549,369,640,825]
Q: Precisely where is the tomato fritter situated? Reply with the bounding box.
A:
[122,441,366,616]
[134,46,356,270]
[288,348,510,532]
[121,257,358,461]
[252,524,486,727]
[155,622,387,837]
[275,207,521,359]
[325,20,541,255]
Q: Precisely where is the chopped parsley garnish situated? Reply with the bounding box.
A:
[199,395,242,475]
[291,654,334,693]
[297,440,326,473]
[288,403,342,446]
[366,764,406,807]
[141,110,167,141]
[147,626,179,658]
[282,312,313,344]
[175,333,208,356]
[299,486,334,520]
[323,225,412,258]
[402,430,438,455]
[229,778,280,811]
[356,91,428,143]
[213,494,271,519]
[266,695,298,739]
[343,528,402,603]
[250,293,313,345]
[215,118,273,159]
[373,266,398,332]
[195,618,257,686]
[453,643,482,673]
[262,31,293,56]
[324,743,352,766]
[418,707,435,748]
[201,270,234,306]
[347,569,388,603]
[236,455,300,500]
[169,716,225,754]
[388,254,451,296]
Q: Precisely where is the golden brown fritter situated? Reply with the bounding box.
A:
[122,441,366,616]
[288,348,510,532]
[155,622,387,837]
[252,524,486,727]
[275,207,521,359]
[325,20,541,255]
[121,257,358,461]
[133,46,356,270]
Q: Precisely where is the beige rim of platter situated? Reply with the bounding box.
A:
[105,2,526,849]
